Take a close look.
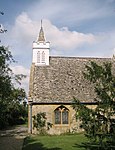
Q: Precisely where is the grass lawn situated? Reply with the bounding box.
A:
[22,134,87,150]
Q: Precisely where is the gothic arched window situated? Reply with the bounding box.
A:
[37,51,40,63]
[42,51,45,63]
[54,106,69,125]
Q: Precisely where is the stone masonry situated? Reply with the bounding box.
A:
[29,56,113,103]
[28,56,114,134]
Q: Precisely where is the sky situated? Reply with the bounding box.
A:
[0,0,115,94]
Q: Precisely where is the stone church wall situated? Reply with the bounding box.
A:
[28,56,114,134]
[31,104,96,135]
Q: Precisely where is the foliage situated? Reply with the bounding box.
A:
[73,61,115,150]
[0,11,7,43]
[0,46,27,129]
[33,112,52,135]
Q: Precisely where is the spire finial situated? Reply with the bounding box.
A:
[41,20,42,27]
[37,20,45,42]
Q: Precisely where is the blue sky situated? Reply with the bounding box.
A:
[0,0,115,92]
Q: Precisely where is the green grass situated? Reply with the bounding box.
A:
[22,134,87,150]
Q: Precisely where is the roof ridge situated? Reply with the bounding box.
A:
[49,56,112,59]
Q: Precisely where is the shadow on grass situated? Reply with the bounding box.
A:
[22,137,62,150]
[74,142,115,150]
[73,143,86,150]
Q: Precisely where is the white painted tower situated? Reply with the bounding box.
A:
[32,20,50,66]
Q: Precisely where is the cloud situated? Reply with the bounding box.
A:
[1,12,98,93]
[5,12,98,93]
[113,48,115,54]
[2,10,114,59]
[42,19,96,53]
[11,65,30,94]
[8,13,96,54]
[27,0,114,26]
[0,0,115,94]
[9,12,36,54]
[1,0,115,95]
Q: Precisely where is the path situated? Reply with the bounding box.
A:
[0,125,28,150]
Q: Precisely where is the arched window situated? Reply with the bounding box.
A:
[54,106,69,125]
[55,109,61,124]
[62,109,69,124]
[37,51,40,63]
[42,51,45,63]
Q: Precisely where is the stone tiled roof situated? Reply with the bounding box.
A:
[29,56,114,103]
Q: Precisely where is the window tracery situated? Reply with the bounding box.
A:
[54,106,69,125]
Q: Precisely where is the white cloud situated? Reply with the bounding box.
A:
[3,11,114,59]
[8,12,36,55]
[11,65,30,94]
[11,65,29,75]
[1,12,97,93]
[2,11,114,59]
[113,48,115,54]
[43,19,95,51]
[8,13,96,55]
[1,0,115,94]
[12,12,36,41]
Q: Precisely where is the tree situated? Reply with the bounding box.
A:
[0,46,27,129]
[0,11,27,128]
[73,61,115,150]
[0,11,7,43]
[33,112,52,135]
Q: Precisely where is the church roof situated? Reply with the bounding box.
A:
[29,56,113,103]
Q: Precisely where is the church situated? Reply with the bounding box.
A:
[28,23,115,134]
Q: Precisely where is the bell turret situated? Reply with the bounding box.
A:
[32,20,50,66]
